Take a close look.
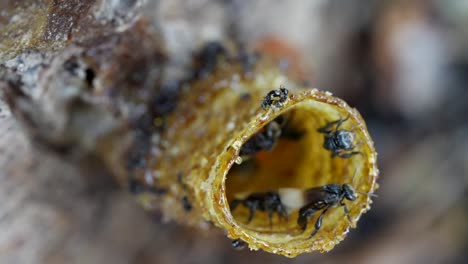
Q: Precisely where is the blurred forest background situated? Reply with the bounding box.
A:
[0,0,467,263]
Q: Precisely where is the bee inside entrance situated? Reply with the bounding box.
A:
[226,102,365,234]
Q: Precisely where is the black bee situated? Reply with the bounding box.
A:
[239,120,282,156]
[261,86,289,109]
[230,191,288,227]
[297,184,357,238]
[231,239,247,250]
[294,179,376,238]
[317,115,361,158]
[238,113,302,158]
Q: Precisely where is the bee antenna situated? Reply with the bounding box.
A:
[350,168,358,186]
[343,114,351,122]
[356,191,378,198]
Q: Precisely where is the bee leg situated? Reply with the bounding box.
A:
[246,203,258,224]
[309,208,329,238]
[335,114,350,131]
[261,92,275,109]
[342,202,352,223]
[297,207,317,231]
[261,98,272,110]
[317,123,335,134]
[268,209,273,228]
[229,199,241,212]
[317,116,344,134]
[354,141,365,148]
[279,205,289,222]
[337,151,361,159]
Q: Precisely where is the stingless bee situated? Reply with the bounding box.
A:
[239,120,282,157]
[229,171,375,237]
[231,239,247,250]
[296,183,357,237]
[317,115,361,158]
[261,86,289,109]
[279,171,376,238]
[230,191,288,227]
[238,113,302,159]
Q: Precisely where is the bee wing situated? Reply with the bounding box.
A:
[304,186,332,207]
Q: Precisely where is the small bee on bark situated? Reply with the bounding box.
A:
[317,115,361,158]
[230,191,288,227]
[261,86,289,109]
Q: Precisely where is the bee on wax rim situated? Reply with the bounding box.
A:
[317,115,361,158]
[261,85,289,110]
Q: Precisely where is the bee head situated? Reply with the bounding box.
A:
[335,130,354,149]
[342,184,357,201]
